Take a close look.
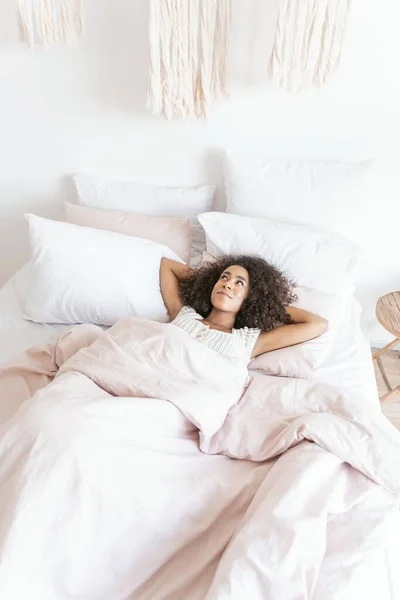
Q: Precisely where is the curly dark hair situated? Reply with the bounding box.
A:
[180,254,297,331]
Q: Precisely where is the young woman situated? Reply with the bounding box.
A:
[160,255,328,363]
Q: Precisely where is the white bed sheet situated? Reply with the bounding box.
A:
[0,267,399,600]
[0,265,69,365]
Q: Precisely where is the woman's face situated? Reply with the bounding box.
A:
[210,265,250,314]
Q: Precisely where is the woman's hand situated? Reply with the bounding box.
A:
[160,258,194,320]
[251,306,328,359]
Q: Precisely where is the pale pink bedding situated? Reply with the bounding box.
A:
[0,317,399,600]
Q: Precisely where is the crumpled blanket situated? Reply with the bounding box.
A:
[0,317,399,600]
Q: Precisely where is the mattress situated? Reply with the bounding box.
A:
[0,265,81,365]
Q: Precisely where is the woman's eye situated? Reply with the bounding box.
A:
[220,274,227,280]
[237,280,244,286]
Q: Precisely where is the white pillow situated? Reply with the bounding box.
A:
[197,212,368,295]
[224,153,372,228]
[73,174,216,266]
[24,214,182,326]
[249,287,346,379]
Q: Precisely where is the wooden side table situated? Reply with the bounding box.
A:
[372,291,400,402]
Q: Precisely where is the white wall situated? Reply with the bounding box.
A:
[0,0,399,346]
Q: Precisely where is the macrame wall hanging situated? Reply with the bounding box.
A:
[147,0,232,121]
[269,0,352,92]
[15,1,352,114]
[18,0,85,48]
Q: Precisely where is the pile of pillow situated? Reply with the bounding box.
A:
[24,175,216,327]
[23,155,370,379]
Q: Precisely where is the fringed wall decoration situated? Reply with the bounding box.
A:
[269,0,351,92]
[147,0,232,120]
[18,0,85,48]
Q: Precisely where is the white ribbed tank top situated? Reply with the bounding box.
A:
[172,306,260,363]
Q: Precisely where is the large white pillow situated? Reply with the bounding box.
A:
[24,214,182,326]
[224,153,372,228]
[73,174,216,266]
[249,287,346,379]
[197,212,368,295]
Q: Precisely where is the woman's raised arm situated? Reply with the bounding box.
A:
[251,306,328,358]
[160,258,194,320]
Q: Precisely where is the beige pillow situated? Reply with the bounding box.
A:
[64,202,191,263]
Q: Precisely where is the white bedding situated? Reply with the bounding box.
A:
[0,266,70,365]
[0,268,399,600]
[0,266,379,404]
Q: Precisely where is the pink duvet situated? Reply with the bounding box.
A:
[0,317,399,600]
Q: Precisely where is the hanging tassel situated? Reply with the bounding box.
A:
[196,0,218,117]
[215,0,232,100]
[147,0,231,120]
[314,0,351,86]
[17,0,84,48]
[148,0,198,120]
[269,0,351,92]
[197,0,231,117]
[147,0,163,116]
[187,0,200,117]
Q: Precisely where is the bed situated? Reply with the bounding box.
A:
[1,266,399,600]
[0,165,400,600]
